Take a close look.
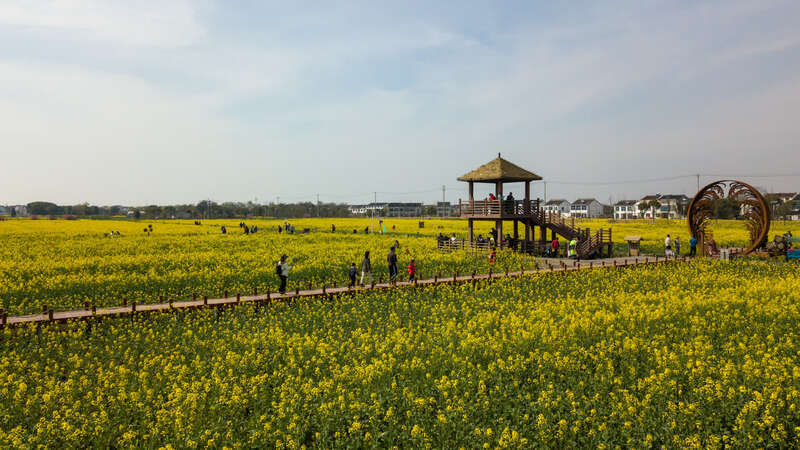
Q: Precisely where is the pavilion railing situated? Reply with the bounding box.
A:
[459,199,539,216]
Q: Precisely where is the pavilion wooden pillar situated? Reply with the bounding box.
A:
[524,220,530,252]
[468,219,473,243]
[496,219,503,248]
[468,181,474,243]
[513,220,518,242]
[496,181,504,248]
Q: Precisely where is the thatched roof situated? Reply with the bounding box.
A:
[457,154,542,183]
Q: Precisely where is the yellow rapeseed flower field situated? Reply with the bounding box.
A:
[1,258,798,447]
[0,217,764,315]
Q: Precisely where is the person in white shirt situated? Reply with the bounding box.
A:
[276,254,293,293]
[665,234,673,256]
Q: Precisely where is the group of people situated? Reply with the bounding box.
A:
[239,222,258,234]
[278,223,296,234]
[107,230,123,237]
[664,234,698,256]
[276,242,414,294]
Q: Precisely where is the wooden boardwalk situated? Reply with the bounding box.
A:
[1,256,685,328]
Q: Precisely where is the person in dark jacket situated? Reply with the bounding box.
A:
[348,262,357,287]
[387,247,398,282]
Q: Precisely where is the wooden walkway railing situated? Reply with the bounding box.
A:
[0,256,687,328]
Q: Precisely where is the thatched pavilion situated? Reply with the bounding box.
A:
[457,154,542,249]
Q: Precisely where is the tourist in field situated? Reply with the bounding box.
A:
[674,236,681,255]
[360,251,373,285]
[408,258,416,281]
[394,239,400,249]
[569,237,578,259]
[664,234,673,256]
[551,238,559,256]
[221,225,226,234]
[489,248,496,264]
[276,255,292,294]
[689,236,697,256]
[387,247,398,282]
[331,224,336,233]
[348,262,357,288]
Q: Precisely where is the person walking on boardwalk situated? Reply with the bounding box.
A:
[674,236,681,256]
[551,238,559,257]
[276,255,292,294]
[664,234,673,256]
[568,237,578,259]
[360,251,373,286]
[689,236,698,256]
[489,247,496,264]
[387,246,398,282]
[348,262,357,288]
[407,258,416,281]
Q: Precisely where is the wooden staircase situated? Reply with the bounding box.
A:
[531,211,613,259]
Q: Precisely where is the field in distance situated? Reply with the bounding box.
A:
[0,217,757,315]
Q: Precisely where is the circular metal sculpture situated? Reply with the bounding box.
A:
[687,180,770,255]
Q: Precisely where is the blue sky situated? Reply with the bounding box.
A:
[1,0,800,206]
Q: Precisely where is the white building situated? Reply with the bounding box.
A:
[613,200,637,219]
[386,203,423,217]
[13,205,28,217]
[570,198,604,218]
[543,199,570,217]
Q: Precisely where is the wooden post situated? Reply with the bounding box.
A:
[513,220,518,244]
[203,295,208,305]
[48,309,53,321]
[524,181,531,214]
[253,287,258,296]
[224,289,228,298]
[236,293,240,303]
[468,218,473,243]
[131,301,136,312]
[497,219,503,249]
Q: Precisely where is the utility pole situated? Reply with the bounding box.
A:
[543,181,547,204]
[316,194,320,217]
[696,174,700,193]
[371,192,376,233]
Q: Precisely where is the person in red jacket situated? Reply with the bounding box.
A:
[551,238,559,257]
[407,258,416,281]
[489,248,496,264]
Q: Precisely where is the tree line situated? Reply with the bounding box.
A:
[22,201,353,219]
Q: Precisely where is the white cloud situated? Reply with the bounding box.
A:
[0,0,206,47]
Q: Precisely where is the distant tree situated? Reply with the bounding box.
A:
[424,205,437,216]
[10,207,16,218]
[637,202,648,217]
[144,205,161,219]
[676,199,689,218]
[27,201,62,215]
[648,200,661,220]
[134,210,141,220]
